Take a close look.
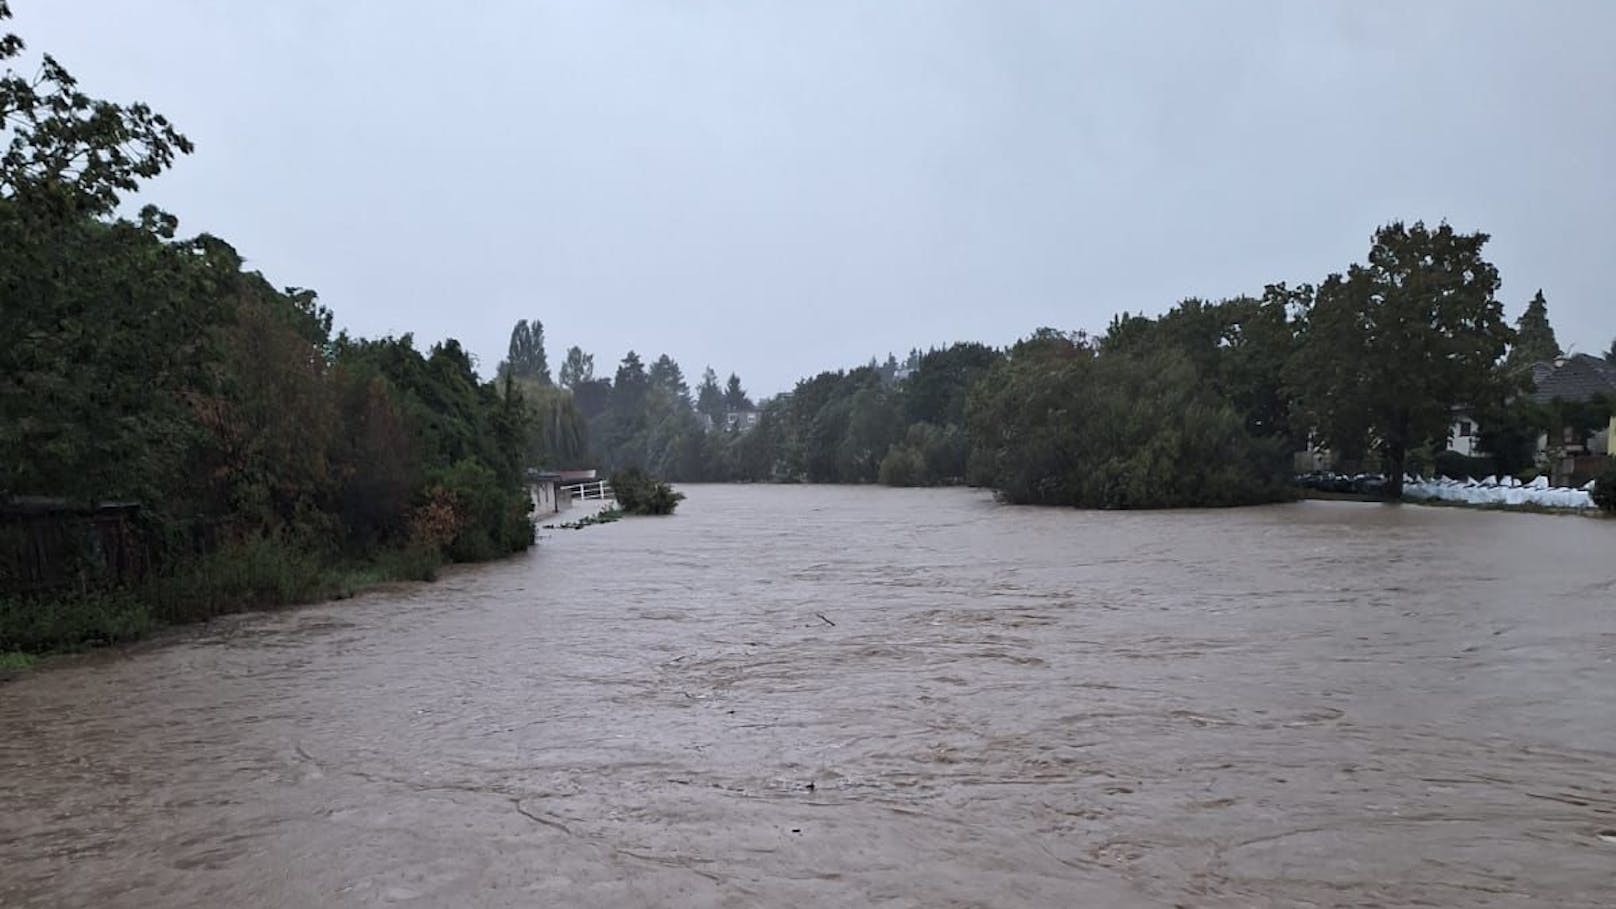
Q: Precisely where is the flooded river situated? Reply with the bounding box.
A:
[3,486,1615,907]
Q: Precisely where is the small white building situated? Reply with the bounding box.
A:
[723,410,760,432]
[1446,413,1483,457]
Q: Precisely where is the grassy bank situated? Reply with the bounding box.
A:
[0,536,450,670]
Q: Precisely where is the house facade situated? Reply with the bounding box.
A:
[724,410,760,432]
[700,410,761,432]
[1529,354,1616,483]
[1295,357,1616,478]
[1531,354,1616,457]
[1446,412,1483,457]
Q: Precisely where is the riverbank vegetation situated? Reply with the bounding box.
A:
[965,331,1294,507]
[542,508,623,531]
[1595,463,1616,513]
[0,6,533,656]
[520,222,1609,511]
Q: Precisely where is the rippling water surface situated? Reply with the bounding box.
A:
[3,486,1615,907]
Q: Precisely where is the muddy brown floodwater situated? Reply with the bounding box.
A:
[3,486,1616,907]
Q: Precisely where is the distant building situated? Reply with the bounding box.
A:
[723,410,760,432]
[1446,411,1483,457]
[1297,355,1616,479]
[1528,354,1616,484]
[1530,354,1616,457]
[525,468,598,515]
[697,410,759,432]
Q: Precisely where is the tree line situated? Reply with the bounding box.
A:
[488,316,764,482]
[525,221,1610,509]
[0,5,534,653]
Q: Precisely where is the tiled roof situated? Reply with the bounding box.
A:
[1530,354,1616,405]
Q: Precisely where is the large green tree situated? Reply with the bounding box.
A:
[1507,290,1561,369]
[965,330,1290,507]
[903,342,1000,427]
[723,373,752,412]
[1103,293,1301,446]
[581,351,711,475]
[648,354,689,405]
[557,345,593,388]
[499,318,550,384]
[612,351,649,409]
[0,1,191,216]
[695,367,724,420]
[0,1,208,502]
[1291,222,1514,497]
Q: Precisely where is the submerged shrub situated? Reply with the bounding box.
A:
[610,468,685,515]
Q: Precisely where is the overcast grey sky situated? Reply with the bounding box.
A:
[14,2,1615,394]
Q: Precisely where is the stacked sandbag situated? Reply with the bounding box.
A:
[1402,475,1597,510]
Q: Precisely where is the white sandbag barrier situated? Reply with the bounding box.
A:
[1401,474,1599,510]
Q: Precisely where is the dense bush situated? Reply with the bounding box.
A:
[0,590,153,654]
[877,422,968,487]
[1475,400,1549,478]
[610,468,685,515]
[1594,461,1616,513]
[1433,450,1498,481]
[426,459,535,562]
[142,534,329,623]
[877,444,927,487]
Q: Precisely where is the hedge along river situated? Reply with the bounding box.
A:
[2,485,1615,908]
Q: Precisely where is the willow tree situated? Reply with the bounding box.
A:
[511,381,586,468]
[1291,222,1514,498]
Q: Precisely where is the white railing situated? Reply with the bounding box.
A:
[561,480,614,503]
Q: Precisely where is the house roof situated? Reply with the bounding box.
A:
[1530,354,1616,405]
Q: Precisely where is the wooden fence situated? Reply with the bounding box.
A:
[0,501,148,594]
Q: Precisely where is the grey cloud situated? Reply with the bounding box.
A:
[15,0,1615,393]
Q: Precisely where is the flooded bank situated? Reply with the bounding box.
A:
[3,486,1614,907]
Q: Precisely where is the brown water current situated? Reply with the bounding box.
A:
[3,485,1616,907]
